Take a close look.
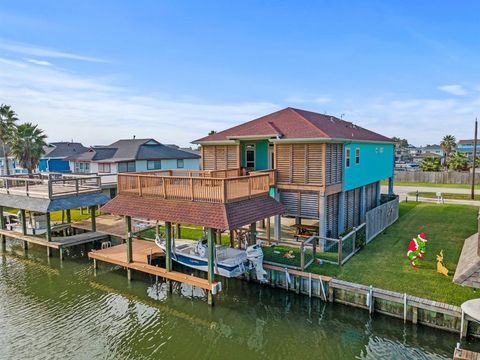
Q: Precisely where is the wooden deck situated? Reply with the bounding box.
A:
[0,174,102,199]
[88,239,222,293]
[74,215,127,239]
[454,348,480,360]
[118,172,270,203]
[0,228,108,249]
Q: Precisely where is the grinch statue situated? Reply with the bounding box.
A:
[407,232,428,268]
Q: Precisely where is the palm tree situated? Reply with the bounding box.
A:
[447,151,469,171]
[0,105,18,175]
[10,123,47,175]
[420,157,441,172]
[440,135,456,161]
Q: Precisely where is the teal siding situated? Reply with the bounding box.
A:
[241,140,269,170]
[343,143,394,191]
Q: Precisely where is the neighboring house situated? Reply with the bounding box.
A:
[457,139,480,158]
[67,138,200,197]
[395,145,416,163]
[0,142,26,175]
[39,142,88,172]
[193,107,395,238]
[412,152,443,163]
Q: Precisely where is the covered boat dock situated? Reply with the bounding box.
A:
[0,174,110,258]
[95,170,284,305]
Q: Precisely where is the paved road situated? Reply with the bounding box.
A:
[382,185,480,206]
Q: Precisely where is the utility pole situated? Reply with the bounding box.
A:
[472,118,478,200]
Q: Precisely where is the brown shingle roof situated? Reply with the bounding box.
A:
[194,107,392,143]
[100,194,284,230]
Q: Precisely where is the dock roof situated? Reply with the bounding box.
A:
[101,194,284,230]
[194,107,393,144]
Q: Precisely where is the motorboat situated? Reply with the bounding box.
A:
[155,236,267,282]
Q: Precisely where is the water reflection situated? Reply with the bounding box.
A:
[0,240,478,360]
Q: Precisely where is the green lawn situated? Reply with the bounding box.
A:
[408,191,480,201]
[382,179,476,189]
[138,224,231,246]
[5,208,96,222]
[313,202,479,305]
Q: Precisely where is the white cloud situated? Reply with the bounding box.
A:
[438,84,468,96]
[0,40,107,63]
[26,59,53,67]
[0,57,278,146]
[286,95,331,104]
[343,96,478,146]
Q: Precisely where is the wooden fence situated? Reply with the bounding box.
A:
[366,197,399,243]
[394,170,480,185]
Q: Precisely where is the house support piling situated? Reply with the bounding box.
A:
[90,206,96,232]
[207,227,215,306]
[0,206,5,248]
[45,212,52,257]
[319,194,327,237]
[250,222,257,245]
[20,209,28,250]
[165,221,172,292]
[338,192,345,235]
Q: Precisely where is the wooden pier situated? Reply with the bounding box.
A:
[88,238,222,293]
[0,228,109,258]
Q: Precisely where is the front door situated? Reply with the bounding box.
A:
[245,143,256,171]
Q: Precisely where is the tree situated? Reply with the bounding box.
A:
[447,151,468,171]
[10,123,47,175]
[391,137,409,148]
[0,104,18,175]
[208,130,216,135]
[440,134,456,160]
[420,157,441,172]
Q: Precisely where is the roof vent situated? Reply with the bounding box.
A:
[330,117,335,123]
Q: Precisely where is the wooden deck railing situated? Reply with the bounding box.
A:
[118,172,270,203]
[132,168,241,178]
[249,169,277,186]
[0,175,102,199]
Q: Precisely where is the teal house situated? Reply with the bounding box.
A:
[194,107,394,238]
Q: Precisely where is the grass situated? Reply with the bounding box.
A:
[381,179,476,189]
[262,245,313,269]
[312,202,479,305]
[408,191,480,201]
[5,208,96,222]
[138,224,231,246]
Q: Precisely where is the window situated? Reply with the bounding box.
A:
[355,148,360,165]
[177,159,184,168]
[147,161,162,170]
[245,143,255,169]
[74,162,90,173]
[345,148,351,168]
[118,161,136,173]
[98,163,111,173]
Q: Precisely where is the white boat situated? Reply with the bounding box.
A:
[155,237,267,282]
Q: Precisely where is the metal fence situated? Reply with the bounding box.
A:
[366,196,399,243]
[316,223,366,266]
[394,170,480,185]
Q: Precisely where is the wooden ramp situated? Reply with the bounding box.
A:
[0,229,108,249]
[88,239,222,293]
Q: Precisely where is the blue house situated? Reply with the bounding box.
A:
[39,142,88,173]
[194,107,395,238]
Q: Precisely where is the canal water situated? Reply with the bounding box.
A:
[1,240,479,360]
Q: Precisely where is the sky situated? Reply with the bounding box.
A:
[0,1,479,147]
